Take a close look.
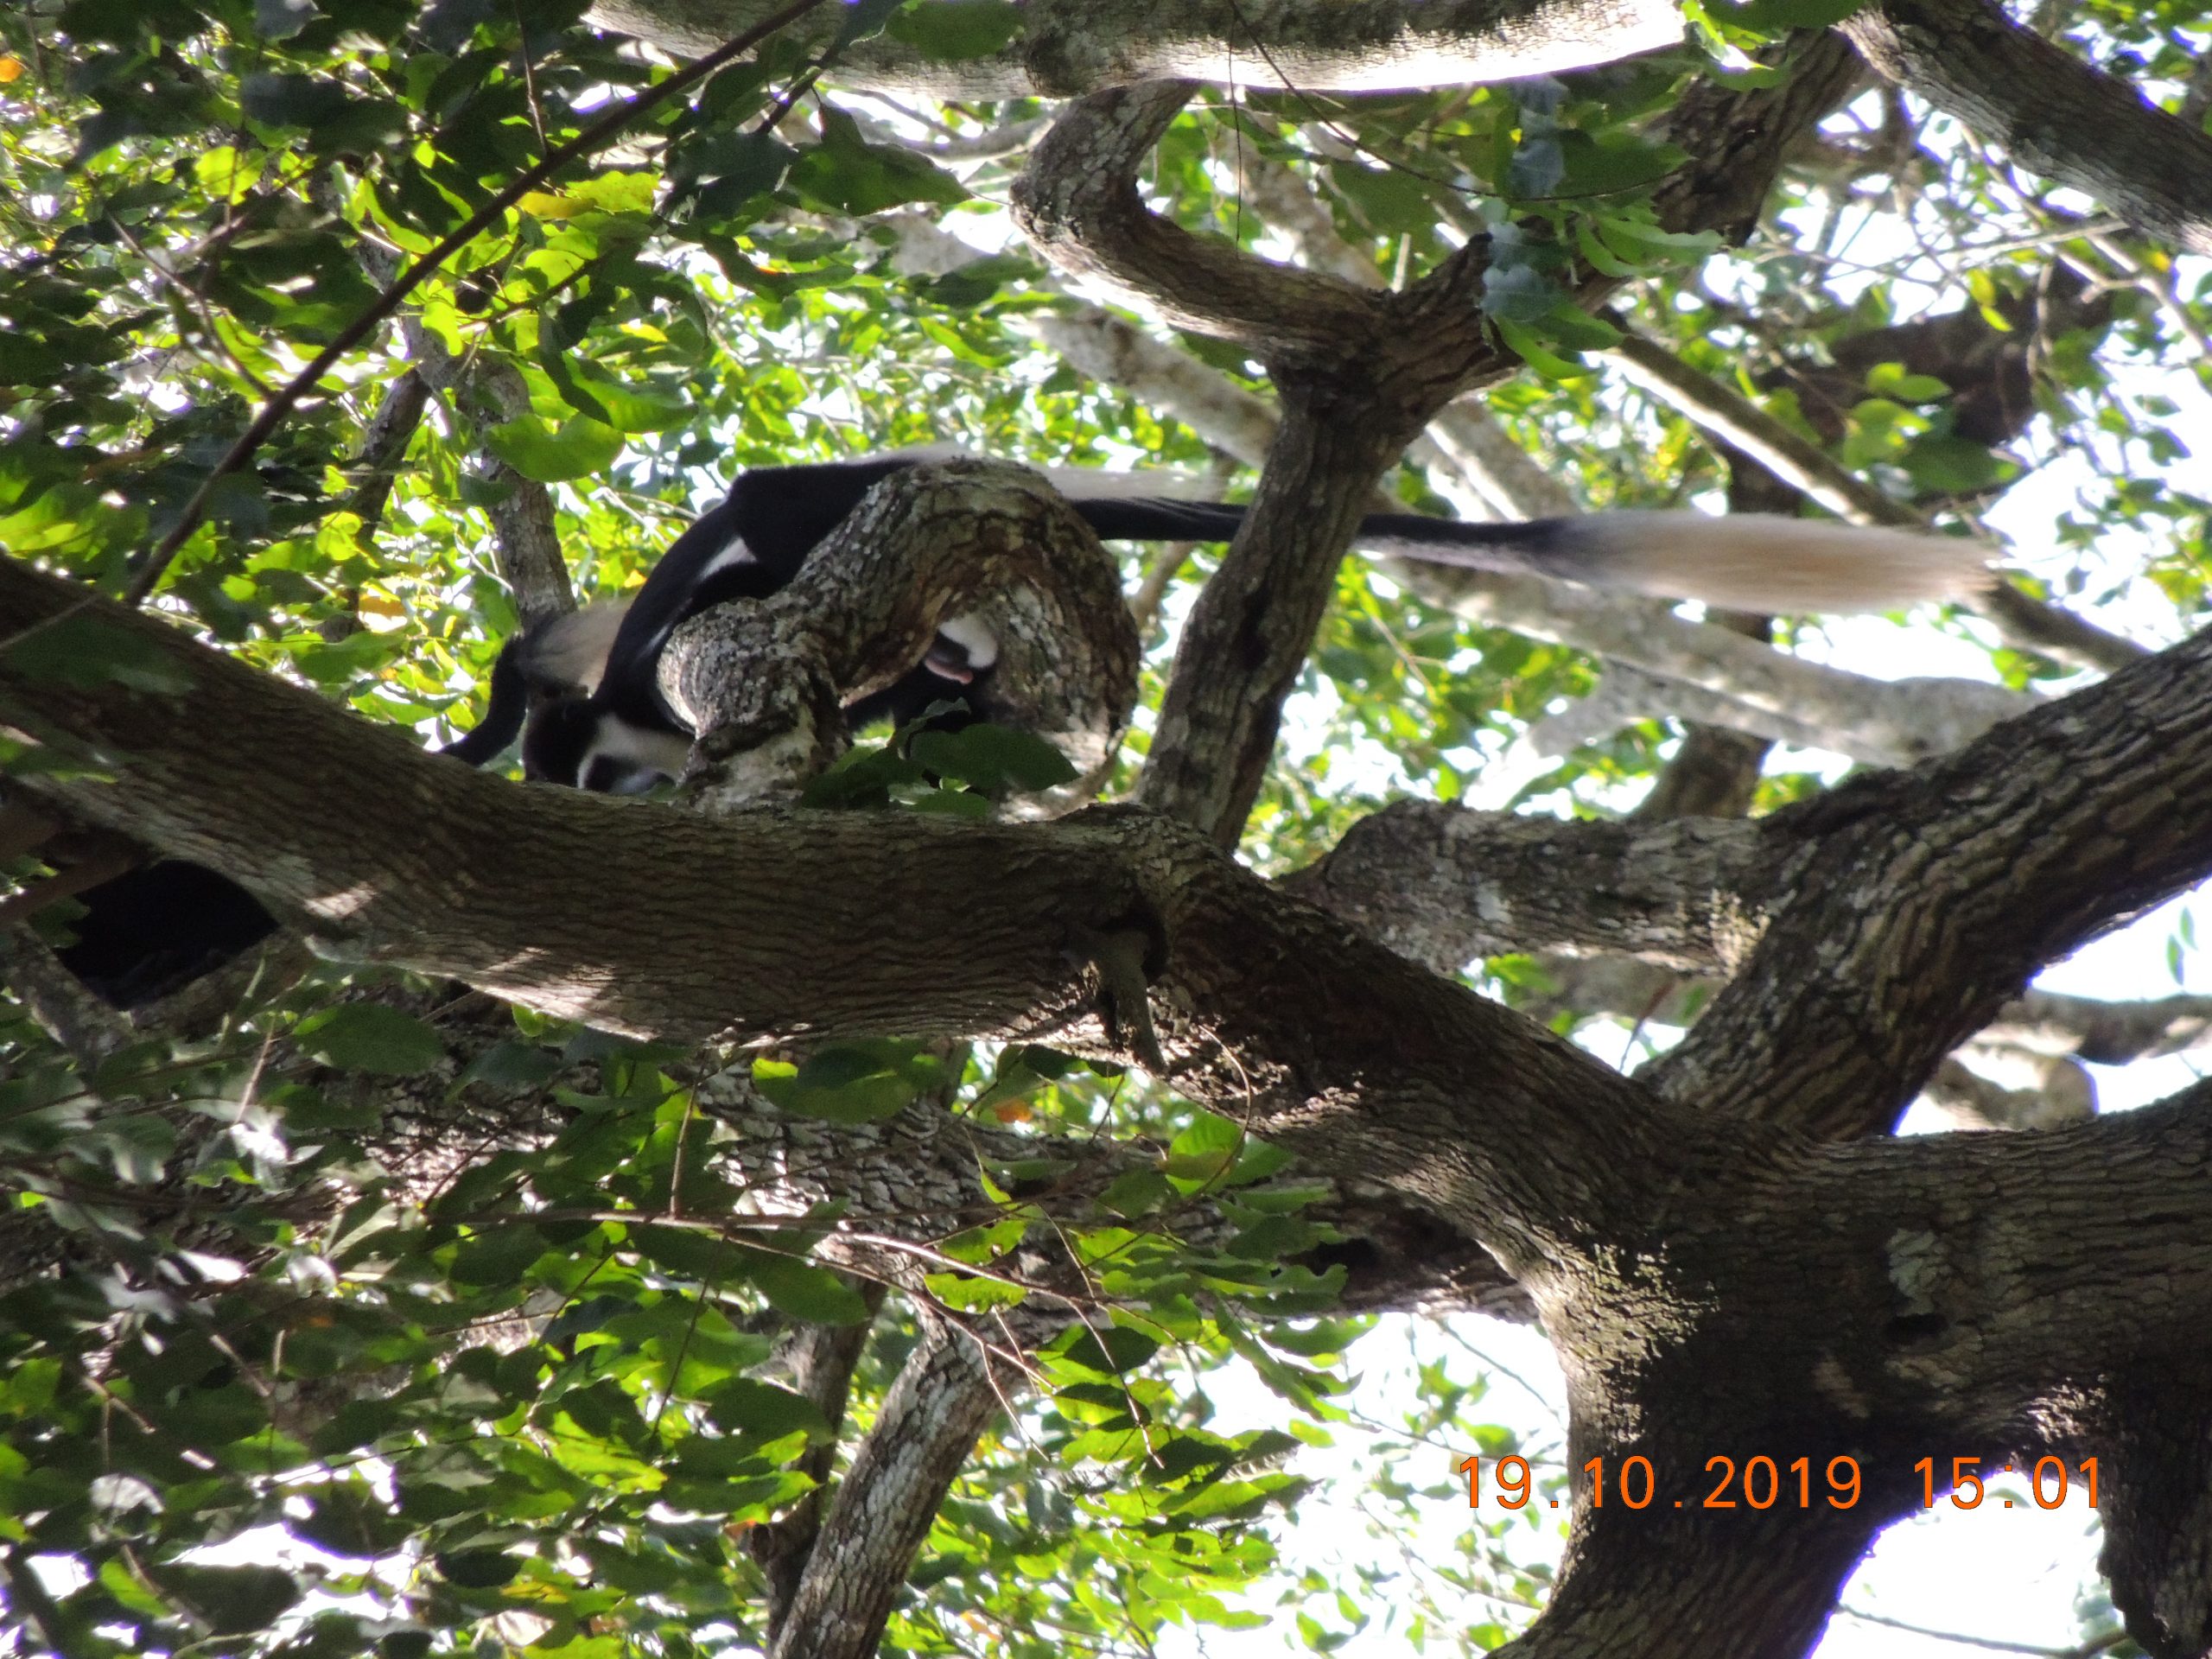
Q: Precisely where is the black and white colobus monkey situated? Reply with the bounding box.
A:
[512,451,1990,794]
[36,450,1984,1004]
[517,453,1259,793]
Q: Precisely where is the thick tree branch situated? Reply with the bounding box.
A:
[1437,566,2033,766]
[1986,988,2212,1065]
[0,563,1146,1047]
[1840,0,2212,256]
[1137,394,1431,841]
[2094,1347,2212,1659]
[1284,800,1776,975]
[1027,311,1281,464]
[592,0,1685,98]
[0,931,132,1071]
[1921,1053,2093,1131]
[1647,620,2212,1136]
[0,552,1671,1284]
[1649,30,1867,242]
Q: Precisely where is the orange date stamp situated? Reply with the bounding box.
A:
[1459,1453,2100,1511]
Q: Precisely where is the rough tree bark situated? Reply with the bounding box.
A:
[587,0,1684,96]
[1841,0,2212,256]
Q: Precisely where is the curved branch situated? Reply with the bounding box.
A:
[0,554,1661,1276]
[1013,82,1389,360]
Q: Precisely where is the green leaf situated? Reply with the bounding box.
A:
[925,1270,1027,1312]
[787,109,967,216]
[562,367,691,433]
[1592,216,1721,268]
[143,1564,303,1632]
[801,741,931,809]
[1553,130,1685,198]
[1898,434,2016,494]
[1705,0,1869,27]
[449,1224,545,1286]
[1325,159,1437,238]
[454,1041,567,1093]
[1054,1324,1160,1377]
[701,1377,830,1442]
[906,723,1078,793]
[1099,1167,1175,1217]
[1492,317,1593,381]
[970,1043,1072,1116]
[742,1252,871,1324]
[434,1549,521,1589]
[1864,361,1954,404]
[672,130,799,225]
[294,1005,447,1077]
[292,1483,414,1557]
[832,0,907,48]
[86,1112,175,1183]
[914,253,1042,308]
[752,1040,944,1124]
[1536,301,1621,353]
[238,73,405,149]
[483,414,625,482]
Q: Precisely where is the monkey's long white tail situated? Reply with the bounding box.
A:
[1358,511,1993,614]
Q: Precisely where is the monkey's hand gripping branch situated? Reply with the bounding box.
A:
[656,459,1141,814]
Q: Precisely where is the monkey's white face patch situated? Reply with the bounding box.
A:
[578,715,693,793]
[932,613,998,672]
